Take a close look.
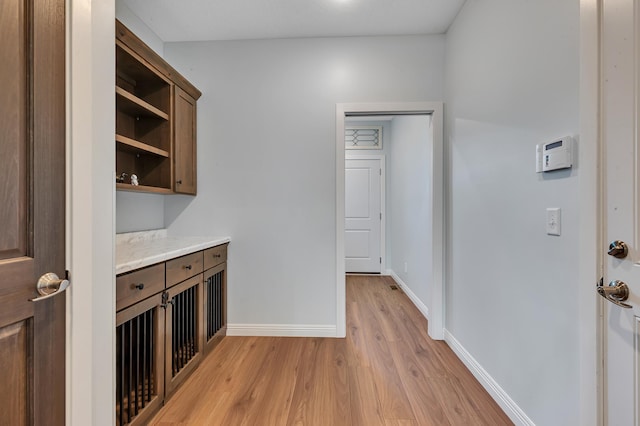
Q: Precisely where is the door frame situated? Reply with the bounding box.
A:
[345,154,386,273]
[579,0,601,424]
[336,102,444,339]
[67,0,116,423]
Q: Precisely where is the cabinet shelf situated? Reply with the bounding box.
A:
[116,134,169,158]
[116,183,173,194]
[116,86,169,120]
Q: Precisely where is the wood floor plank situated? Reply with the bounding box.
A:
[149,275,512,426]
[392,303,450,379]
[356,289,415,420]
[149,337,256,424]
[388,343,452,426]
[384,420,418,426]
[430,377,482,425]
[446,375,513,425]
[217,337,286,425]
[244,338,303,425]
[180,391,232,426]
[286,338,351,426]
[346,300,372,368]
[363,280,404,343]
[349,366,386,425]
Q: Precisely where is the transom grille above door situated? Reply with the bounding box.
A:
[345,126,382,150]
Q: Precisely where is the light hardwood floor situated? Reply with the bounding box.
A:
[150,275,512,425]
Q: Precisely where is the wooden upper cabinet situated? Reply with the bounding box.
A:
[174,87,197,194]
[115,20,201,195]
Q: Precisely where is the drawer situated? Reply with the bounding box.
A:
[166,251,203,288]
[116,263,165,311]
[204,244,227,270]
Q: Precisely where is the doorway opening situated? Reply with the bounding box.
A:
[344,114,433,280]
[336,102,444,340]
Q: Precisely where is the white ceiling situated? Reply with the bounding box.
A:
[122,0,467,42]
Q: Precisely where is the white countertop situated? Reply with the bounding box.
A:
[116,230,230,275]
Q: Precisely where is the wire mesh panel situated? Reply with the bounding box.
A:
[116,308,156,426]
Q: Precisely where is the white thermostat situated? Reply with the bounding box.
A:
[536,136,573,173]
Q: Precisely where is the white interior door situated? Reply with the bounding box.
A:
[345,158,382,273]
[602,0,640,423]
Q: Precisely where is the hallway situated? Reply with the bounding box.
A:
[150,275,511,425]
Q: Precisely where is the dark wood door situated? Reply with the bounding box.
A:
[173,86,197,195]
[0,0,65,424]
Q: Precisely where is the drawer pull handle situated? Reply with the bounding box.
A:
[213,254,221,258]
[135,283,145,290]
[184,265,192,270]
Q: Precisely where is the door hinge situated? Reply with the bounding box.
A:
[380,169,382,175]
[380,257,382,264]
[161,292,172,309]
[380,212,382,220]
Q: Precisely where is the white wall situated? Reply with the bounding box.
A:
[444,0,580,424]
[115,191,165,233]
[163,35,445,329]
[389,115,432,307]
[115,0,166,234]
[115,0,163,56]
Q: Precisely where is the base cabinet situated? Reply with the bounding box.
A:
[116,294,165,426]
[115,243,228,425]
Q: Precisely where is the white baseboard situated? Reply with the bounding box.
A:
[387,269,429,320]
[444,330,535,426]
[226,324,337,337]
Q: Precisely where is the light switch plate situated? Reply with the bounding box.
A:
[546,208,561,236]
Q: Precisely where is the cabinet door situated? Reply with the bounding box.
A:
[165,274,204,397]
[116,293,165,426]
[203,262,227,354]
[173,86,197,194]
